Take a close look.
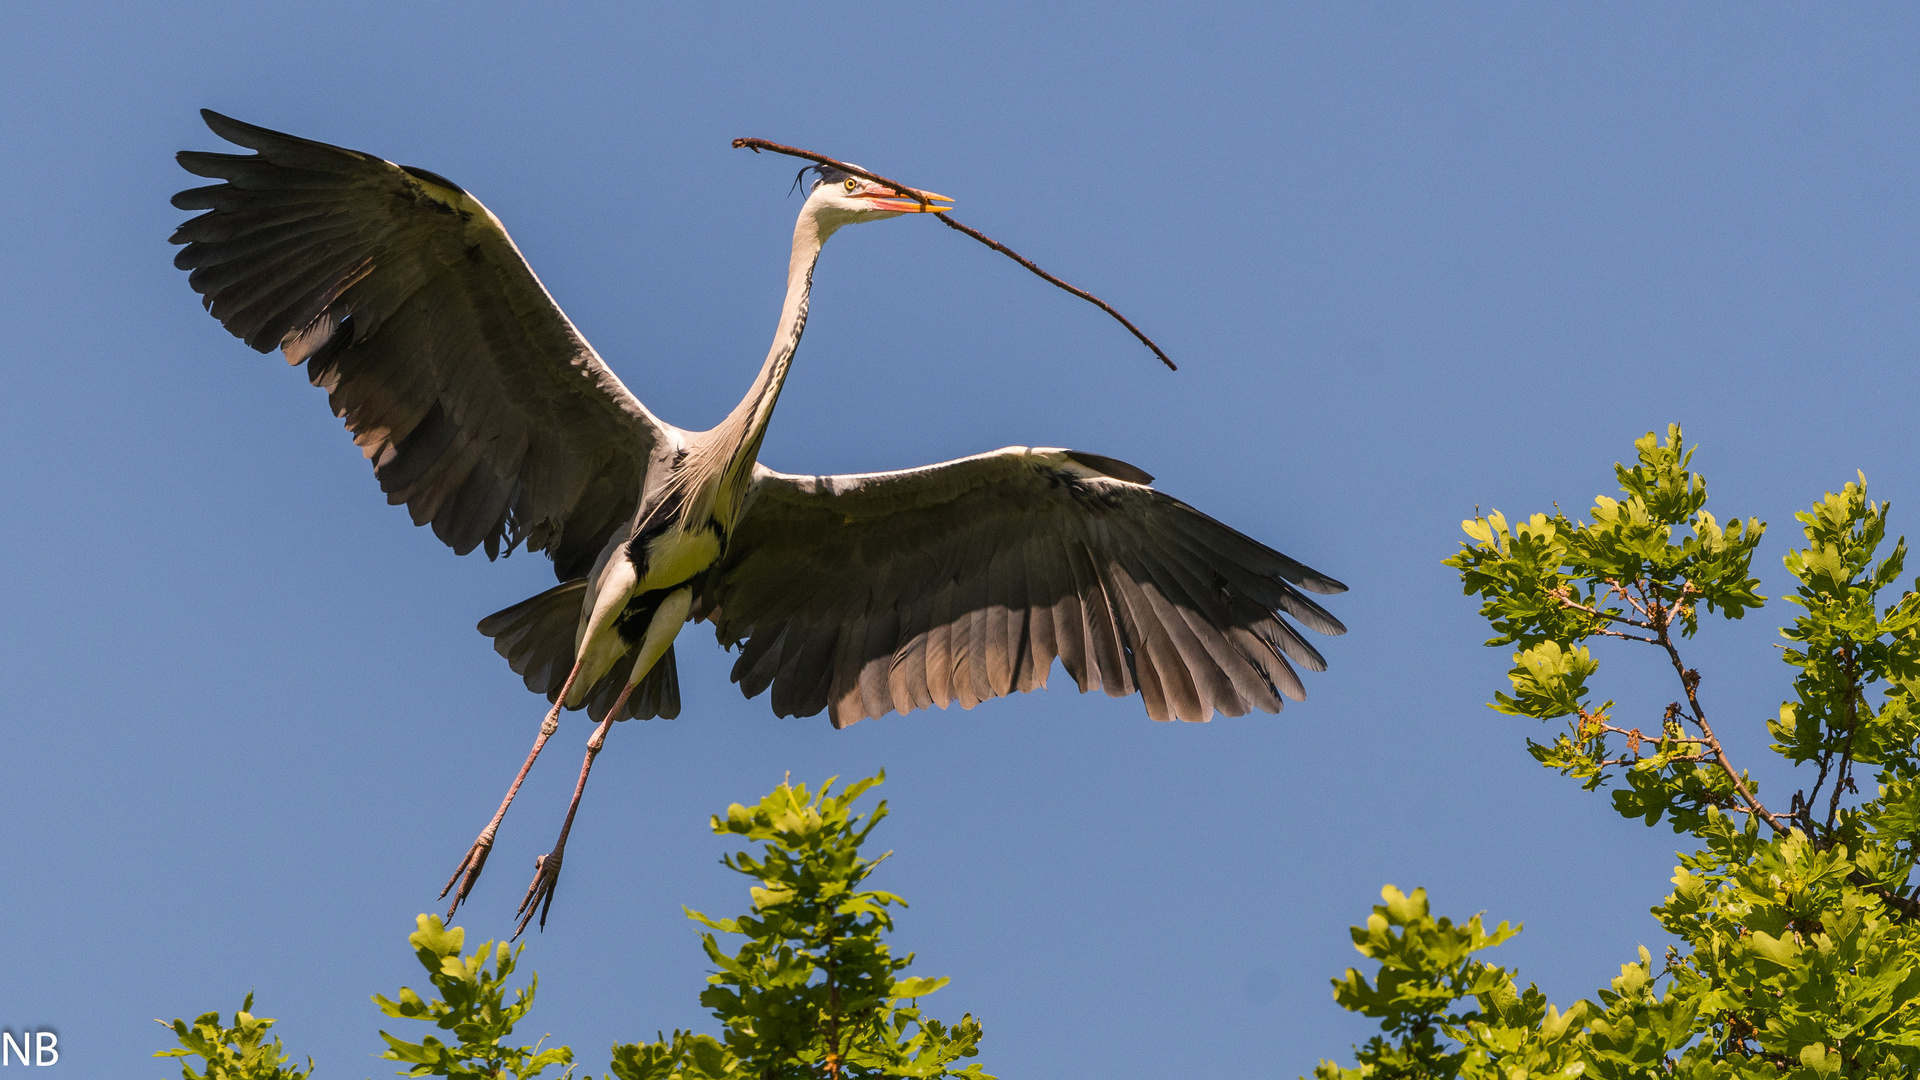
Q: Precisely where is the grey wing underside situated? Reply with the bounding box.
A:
[698,447,1347,729]
[170,110,667,580]
[477,580,681,722]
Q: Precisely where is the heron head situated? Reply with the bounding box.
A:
[801,165,951,232]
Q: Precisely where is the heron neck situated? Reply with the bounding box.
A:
[712,213,831,516]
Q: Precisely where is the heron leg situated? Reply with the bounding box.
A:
[513,711,614,939]
[511,588,689,937]
[440,659,585,917]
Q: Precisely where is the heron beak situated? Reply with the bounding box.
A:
[861,185,953,214]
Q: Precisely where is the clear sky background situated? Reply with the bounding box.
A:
[4,3,1918,1077]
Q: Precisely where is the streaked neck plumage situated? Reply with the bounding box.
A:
[683,207,835,532]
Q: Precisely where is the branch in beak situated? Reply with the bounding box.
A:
[731,135,1177,370]
[859,182,953,213]
[856,180,952,212]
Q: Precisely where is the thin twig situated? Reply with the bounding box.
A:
[1587,721,1701,750]
[1605,577,1655,621]
[1549,591,1659,641]
[927,214,1178,371]
[1597,755,1710,768]
[732,137,1178,371]
[1590,626,1661,644]
[1551,588,1656,631]
[1803,751,1832,835]
[731,137,935,208]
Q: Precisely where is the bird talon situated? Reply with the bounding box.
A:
[512,851,563,940]
[439,830,497,918]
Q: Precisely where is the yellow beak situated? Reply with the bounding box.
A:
[862,185,953,213]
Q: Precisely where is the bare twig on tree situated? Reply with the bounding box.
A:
[732,137,1179,371]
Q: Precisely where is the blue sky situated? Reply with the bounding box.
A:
[4,3,1919,1076]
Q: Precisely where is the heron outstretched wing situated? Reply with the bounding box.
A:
[700,448,1347,728]
[171,110,668,579]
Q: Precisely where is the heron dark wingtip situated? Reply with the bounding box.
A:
[1062,450,1154,485]
[195,109,377,170]
[1309,575,1350,596]
[198,108,273,146]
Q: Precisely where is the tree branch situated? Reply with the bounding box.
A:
[927,214,1178,371]
[1608,577,1655,621]
[1648,584,1791,836]
[732,137,1178,371]
[1852,875,1920,921]
[1549,588,1656,634]
[1591,626,1661,644]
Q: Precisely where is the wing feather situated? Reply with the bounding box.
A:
[171,110,670,579]
[1013,535,1049,694]
[703,447,1345,725]
[1047,541,1089,693]
[956,550,992,709]
[1065,537,1129,697]
[1129,554,1235,716]
[890,584,935,714]
[1123,522,1270,713]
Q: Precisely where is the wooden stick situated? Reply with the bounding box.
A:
[733,137,1178,372]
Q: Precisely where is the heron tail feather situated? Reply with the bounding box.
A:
[478,579,681,720]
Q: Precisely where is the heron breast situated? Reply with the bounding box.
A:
[638,525,722,592]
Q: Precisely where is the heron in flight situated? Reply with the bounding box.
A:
[171,111,1348,933]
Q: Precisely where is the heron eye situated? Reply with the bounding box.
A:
[843,178,859,193]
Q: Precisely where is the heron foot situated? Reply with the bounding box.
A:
[513,849,563,939]
[440,827,497,919]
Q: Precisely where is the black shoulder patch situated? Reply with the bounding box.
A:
[1064,450,1154,486]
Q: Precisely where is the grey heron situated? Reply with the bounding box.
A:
[171,111,1348,934]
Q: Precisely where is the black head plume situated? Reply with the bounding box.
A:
[790,163,853,196]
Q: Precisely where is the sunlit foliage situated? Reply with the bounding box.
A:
[1316,428,1920,1079]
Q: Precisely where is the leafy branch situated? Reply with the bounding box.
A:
[373,916,573,1080]
[159,774,988,1080]
[1447,426,1778,834]
[619,773,990,1080]
[156,995,313,1080]
[1314,427,1920,1078]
